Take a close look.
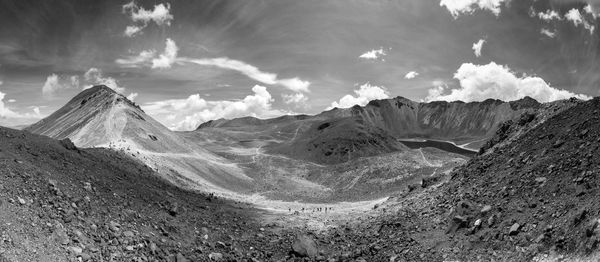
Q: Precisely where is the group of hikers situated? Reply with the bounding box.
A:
[289,207,333,214]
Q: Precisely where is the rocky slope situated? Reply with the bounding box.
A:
[0,126,450,262]
[26,85,253,194]
[0,127,267,261]
[431,96,600,260]
[479,97,582,154]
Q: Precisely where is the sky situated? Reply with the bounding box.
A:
[0,0,599,130]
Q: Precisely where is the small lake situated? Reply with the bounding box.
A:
[398,139,478,157]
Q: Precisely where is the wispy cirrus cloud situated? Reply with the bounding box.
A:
[181,57,311,93]
[115,50,156,68]
[116,38,311,93]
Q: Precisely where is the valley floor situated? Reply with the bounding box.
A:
[1,128,599,262]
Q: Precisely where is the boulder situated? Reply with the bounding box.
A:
[509,223,521,235]
[208,252,223,261]
[481,205,492,214]
[291,234,318,258]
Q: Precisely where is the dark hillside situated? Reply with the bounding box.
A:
[439,97,600,259]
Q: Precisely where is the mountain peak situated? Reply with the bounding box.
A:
[393,96,412,101]
[71,85,143,113]
[69,85,118,104]
[509,96,541,110]
[88,84,115,93]
[75,85,116,98]
[25,85,145,143]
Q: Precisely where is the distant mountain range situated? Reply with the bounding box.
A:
[23,85,550,197]
[198,95,542,163]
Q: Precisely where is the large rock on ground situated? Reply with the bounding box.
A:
[291,234,318,258]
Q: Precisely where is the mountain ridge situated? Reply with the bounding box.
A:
[196,96,544,164]
[197,96,541,130]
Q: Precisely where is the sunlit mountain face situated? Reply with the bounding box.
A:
[0,0,598,130]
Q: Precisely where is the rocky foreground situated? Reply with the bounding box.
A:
[0,126,436,261]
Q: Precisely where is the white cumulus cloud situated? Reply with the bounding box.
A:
[42,74,67,98]
[122,1,173,37]
[359,48,386,60]
[143,85,287,131]
[124,25,144,37]
[0,91,21,118]
[127,93,138,101]
[328,83,389,109]
[537,9,562,21]
[472,39,486,57]
[566,8,584,25]
[404,71,419,79]
[540,28,557,38]
[41,75,83,98]
[566,8,595,34]
[83,68,126,94]
[425,62,591,103]
[116,39,177,69]
[0,91,43,126]
[440,0,507,18]
[282,93,308,105]
[584,4,598,18]
[42,70,132,98]
[152,38,178,69]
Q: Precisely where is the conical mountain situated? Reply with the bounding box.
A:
[26,85,253,194]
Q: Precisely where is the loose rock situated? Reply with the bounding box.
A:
[291,234,318,258]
